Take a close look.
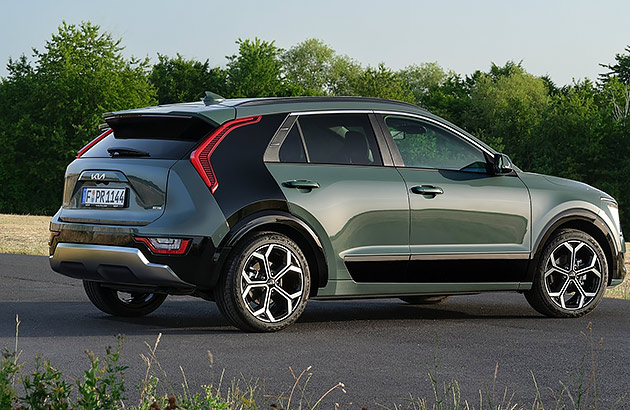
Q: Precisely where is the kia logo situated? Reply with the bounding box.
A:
[91,173,106,180]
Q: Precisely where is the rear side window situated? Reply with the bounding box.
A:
[81,116,215,159]
[278,126,307,163]
[280,113,382,166]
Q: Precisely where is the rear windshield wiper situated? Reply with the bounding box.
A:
[107,147,151,157]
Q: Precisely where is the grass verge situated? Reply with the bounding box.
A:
[0,213,629,299]
[0,214,50,256]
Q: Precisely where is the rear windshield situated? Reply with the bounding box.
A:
[81,115,215,159]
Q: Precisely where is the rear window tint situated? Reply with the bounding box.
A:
[296,114,382,166]
[81,115,215,159]
[278,126,307,163]
[81,134,201,159]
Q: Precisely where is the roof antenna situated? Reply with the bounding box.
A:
[203,91,225,105]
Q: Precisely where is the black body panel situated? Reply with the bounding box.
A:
[211,113,289,224]
[346,258,529,283]
[50,228,219,289]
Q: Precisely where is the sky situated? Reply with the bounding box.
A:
[1,0,629,86]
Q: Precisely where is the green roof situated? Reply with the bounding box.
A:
[110,96,428,126]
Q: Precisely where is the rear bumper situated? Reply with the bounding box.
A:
[50,243,195,291]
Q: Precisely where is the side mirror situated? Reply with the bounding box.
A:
[493,153,513,175]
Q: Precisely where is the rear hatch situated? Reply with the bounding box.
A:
[59,115,215,226]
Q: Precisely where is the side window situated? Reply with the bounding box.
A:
[293,114,382,166]
[279,126,307,163]
[384,115,487,173]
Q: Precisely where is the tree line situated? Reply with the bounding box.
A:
[0,21,629,221]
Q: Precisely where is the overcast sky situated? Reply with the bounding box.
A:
[1,0,629,86]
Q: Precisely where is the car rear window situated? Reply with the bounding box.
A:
[281,113,383,166]
[81,115,216,159]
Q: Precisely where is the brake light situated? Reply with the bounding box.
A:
[134,237,191,255]
[190,116,261,193]
[76,129,113,158]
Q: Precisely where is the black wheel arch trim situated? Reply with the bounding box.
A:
[529,209,622,284]
[214,210,328,293]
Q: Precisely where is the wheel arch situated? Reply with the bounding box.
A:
[530,209,618,285]
[216,211,328,296]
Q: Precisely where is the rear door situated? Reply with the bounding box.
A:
[265,112,410,285]
[378,113,531,286]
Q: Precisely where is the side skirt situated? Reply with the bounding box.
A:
[345,254,530,283]
[314,280,530,299]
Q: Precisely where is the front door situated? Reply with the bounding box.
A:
[379,114,531,286]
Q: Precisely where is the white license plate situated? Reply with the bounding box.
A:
[81,188,126,207]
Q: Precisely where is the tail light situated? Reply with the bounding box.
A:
[134,237,191,255]
[190,116,261,193]
[76,129,113,158]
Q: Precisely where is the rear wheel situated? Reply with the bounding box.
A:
[83,281,167,317]
[215,232,310,332]
[525,229,608,318]
[400,295,450,305]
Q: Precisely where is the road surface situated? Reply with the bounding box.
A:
[1,253,628,408]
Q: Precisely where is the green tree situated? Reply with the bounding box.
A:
[465,62,551,169]
[0,21,155,214]
[399,62,449,105]
[535,80,604,180]
[349,63,414,102]
[282,38,336,95]
[226,38,288,97]
[150,54,226,104]
[600,44,630,84]
[326,54,363,96]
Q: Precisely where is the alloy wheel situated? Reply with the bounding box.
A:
[543,240,603,310]
[240,243,305,323]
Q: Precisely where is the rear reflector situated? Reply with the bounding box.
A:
[134,237,191,255]
[76,129,113,158]
[190,116,261,193]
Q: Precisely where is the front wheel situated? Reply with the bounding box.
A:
[525,229,608,318]
[83,281,167,317]
[215,232,311,332]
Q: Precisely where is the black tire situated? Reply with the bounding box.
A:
[525,229,608,318]
[83,281,167,317]
[215,231,311,332]
[399,295,450,305]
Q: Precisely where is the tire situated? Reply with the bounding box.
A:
[215,231,311,332]
[83,281,167,317]
[400,295,450,305]
[525,229,608,318]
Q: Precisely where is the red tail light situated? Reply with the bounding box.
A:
[76,129,113,158]
[190,116,261,193]
[134,237,191,255]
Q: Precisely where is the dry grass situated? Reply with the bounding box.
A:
[0,213,51,256]
[605,251,630,300]
[0,213,629,299]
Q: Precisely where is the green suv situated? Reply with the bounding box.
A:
[49,95,626,332]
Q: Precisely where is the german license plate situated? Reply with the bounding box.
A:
[81,188,126,208]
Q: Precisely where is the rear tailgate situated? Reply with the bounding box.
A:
[58,115,215,226]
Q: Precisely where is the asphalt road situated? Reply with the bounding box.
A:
[1,253,629,408]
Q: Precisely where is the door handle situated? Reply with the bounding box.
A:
[282,180,320,189]
[411,185,443,196]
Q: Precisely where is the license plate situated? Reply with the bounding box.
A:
[81,188,126,208]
